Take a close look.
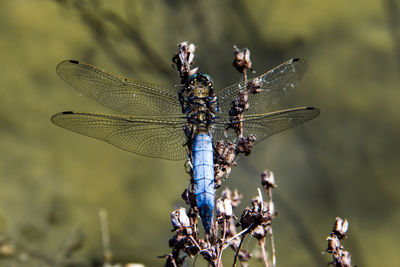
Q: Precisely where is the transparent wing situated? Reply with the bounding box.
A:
[57,60,182,116]
[51,111,188,160]
[217,58,308,115]
[213,107,320,145]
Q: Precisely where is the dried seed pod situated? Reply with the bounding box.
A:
[231,189,243,208]
[240,207,253,229]
[170,207,190,229]
[251,196,262,211]
[340,250,352,266]
[232,46,252,74]
[326,235,340,253]
[252,225,266,239]
[168,234,185,248]
[224,199,233,218]
[333,217,348,239]
[247,77,262,94]
[216,199,225,218]
[261,170,277,190]
[221,188,232,200]
[237,135,256,156]
[172,41,197,79]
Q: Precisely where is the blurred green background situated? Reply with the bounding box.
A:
[0,0,399,266]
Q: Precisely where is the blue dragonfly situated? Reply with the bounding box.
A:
[51,58,319,233]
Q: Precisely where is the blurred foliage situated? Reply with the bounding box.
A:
[0,0,399,266]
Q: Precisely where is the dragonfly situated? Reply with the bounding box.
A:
[51,58,319,234]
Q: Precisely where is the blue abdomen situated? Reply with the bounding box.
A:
[192,133,214,233]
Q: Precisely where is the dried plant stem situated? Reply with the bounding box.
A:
[269,228,276,267]
[99,209,112,263]
[232,235,245,267]
[224,223,254,247]
[267,187,272,200]
[216,248,223,267]
[266,182,276,267]
[215,220,227,266]
[188,235,202,251]
[258,188,264,210]
[243,69,248,85]
[259,238,269,267]
[222,220,227,240]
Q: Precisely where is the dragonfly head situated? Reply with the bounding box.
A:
[188,73,214,97]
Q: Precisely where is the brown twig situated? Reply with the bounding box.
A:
[99,209,113,264]
[232,235,246,267]
[259,238,269,267]
[269,227,276,267]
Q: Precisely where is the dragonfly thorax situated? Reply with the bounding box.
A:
[188,73,214,97]
[183,73,218,130]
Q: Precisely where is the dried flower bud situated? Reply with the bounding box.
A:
[215,140,225,155]
[178,42,193,65]
[252,225,266,239]
[326,235,340,252]
[247,77,262,94]
[234,46,244,60]
[237,90,249,110]
[237,135,256,156]
[225,144,237,164]
[186,43,196,65]
[251,196,261,212]
[231,189,243,208]
[340,250,352,266]
[261,170,277,190]
[232,45,252,74]
[171,207,190,229]
[216,198,233,219]
[221,188,232,200]
[224,199,233,218]
[169,234,184,248]
[238,249,252,264]
[216,199,225,218]
[333,217,348,238]
[173,41,197,79]
[240,207,253,229]
[214,173,223,187]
